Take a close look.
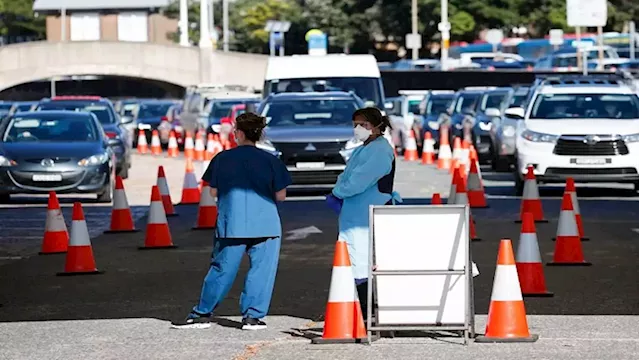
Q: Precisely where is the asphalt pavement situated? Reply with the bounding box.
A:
[0,154,637,359]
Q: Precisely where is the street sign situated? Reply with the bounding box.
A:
[264,20,291,33]
[405,33,422,50]
[549,29,564,46]
[307,32,328,56]
[485,29,504,45]
[566,0,607,27]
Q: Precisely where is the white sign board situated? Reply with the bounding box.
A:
[566,0,607,27]
[549,29,564,46]
[485,29,504,45]
[368,205,474,343]
[405,33,422,50]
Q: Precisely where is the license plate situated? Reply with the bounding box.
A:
[138,124,151,130]
[32,174,62,182]
[572,158,610,165]
[296,162,325,170]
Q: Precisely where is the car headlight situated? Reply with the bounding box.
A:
[211,124,222,133]
[427,121,439,130]
[478,121,492,131]
[622,133,639,143]
[502,125,516,137]
[78,153,109,166]
[0,155,16,167]
[344,138,363,150]
[521,129,559,143]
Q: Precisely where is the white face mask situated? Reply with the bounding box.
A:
[353,125,372,142]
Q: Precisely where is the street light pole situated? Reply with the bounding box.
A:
[411,0,418,60]
[222,0,229,52]
[440,0,450,69]
[179,0,189,46]
[199,0,212,48]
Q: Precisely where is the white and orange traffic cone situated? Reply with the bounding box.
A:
[139,185,176,250]
[194,131,205,161]
[467,161,488,208]
[150,130,162,155]
[547,193,591,266]
[205,133,217,161]
[437,127,452,170]
[39,191,69,255]
[183,131,195,160]
[454,168,480,242]
[516,166,547,223]
[167,130,179,158]
[516,212,553,297]
[180,158,201,204]
[193,181,218,230]
[460,139,471,172]
[559,178,588,241]
[447,165,459,204]
[469,145,484,182]
[136,130,148,154]
[157,166,178,217]
[104,176,139,234]
[475,239,538,343]
[57,202,102,276]
[311,238,367,344]
[403,129,419,161]
[449,137,462,174]
[421,132,435,165]
[431,192,442,205]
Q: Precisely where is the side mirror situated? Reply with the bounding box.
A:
[504,107,525,119]
[120,116,133,124]
[484,108,501,117]
[384,102,393,110]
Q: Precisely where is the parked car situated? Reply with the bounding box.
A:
[444,87,491,145]
[386,90,428,154]
[465,87,513,163]
[8,101,38,116]
[158,102,185,147]
[34,96,132,179]
[489,86,530,171]
[0,111,115,202]
[132,99,180,147]
[417,90,455,148]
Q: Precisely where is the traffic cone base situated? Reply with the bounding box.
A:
[140,186,177,250]
[40,192,69,254]
[192,206,217,230]
[515,219,548,224]
[104,176,139,234]
[139,223,177,250]
[57,246,102,276]
[516,263,554,297]
[551,236,590,241]
[39,231,68,255]
[475,301,539,343]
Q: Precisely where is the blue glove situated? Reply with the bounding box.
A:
[326,194,343,214]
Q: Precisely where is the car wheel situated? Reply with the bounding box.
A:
[0,194,10,203]
[97,179,113,203]
[118,166,129,180]
[494,157,511,172]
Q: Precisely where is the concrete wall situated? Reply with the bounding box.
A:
[0,41,268,92]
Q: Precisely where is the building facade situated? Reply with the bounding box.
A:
[33,0,178,45]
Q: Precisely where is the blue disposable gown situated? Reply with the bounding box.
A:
[332,136,402,279]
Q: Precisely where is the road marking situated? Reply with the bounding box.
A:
[285,226,323,240]
[632,228,638,233]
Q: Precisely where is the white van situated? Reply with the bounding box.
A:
[263,54,387,110]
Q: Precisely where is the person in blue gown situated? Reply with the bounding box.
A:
[326,107,402,318]
[172,112,292,331]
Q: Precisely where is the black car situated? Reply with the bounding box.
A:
[0,111,115,203]
[465,87,512,163]
[444,87,492,148]
[256,91,364,187]
[418,91,455,148]
[133,99,179,146]
[34,96,132,179]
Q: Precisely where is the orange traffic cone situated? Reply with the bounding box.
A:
[157,166,178,217]
[311,238,367,344]
[475,239,538,343]
[454,168,480,241]
[516,166,547,223]
[183,131,195,160]
[516,213,553,297]
[104,176,139,233]
[167,130,179,157]
[436,127,452,170]
[193,181,218,230]
[39,191,69,254]
[194,131,205,161]
[554,178,588,241]
[431,192,442,205]
[547,193,591,266]
[57,202,102,276]
[447,165,459,204]
[403,130,419,161]
[140,185,176,250]
[420,132,435,165]
[467,161,488,208]
[469,145,484,183]
[180,158,201,204]
[150,130,162,155]
[449,137,462,174]
[136,130,148,154]
[460,139,471,171]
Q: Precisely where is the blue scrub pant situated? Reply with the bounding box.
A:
[192,236,281,319]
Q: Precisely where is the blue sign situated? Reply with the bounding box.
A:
[307,33,327,55]
[270,32,284,49]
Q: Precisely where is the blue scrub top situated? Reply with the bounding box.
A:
[203,145,292,238]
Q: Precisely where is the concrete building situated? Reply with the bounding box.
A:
[33,0,177,45]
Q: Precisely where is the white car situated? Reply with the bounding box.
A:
[511,76,639,194]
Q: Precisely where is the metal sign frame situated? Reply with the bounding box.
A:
[366,204,475,345]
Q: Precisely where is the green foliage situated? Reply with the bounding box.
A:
[0,0,45,38]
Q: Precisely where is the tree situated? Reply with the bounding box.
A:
[0,0,45,41]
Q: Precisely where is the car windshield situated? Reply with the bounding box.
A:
[425,97,452,114]
[408,100,421,114]
[3,115,98,142]
[455,93,481,113]
[510,93,528,107]
[262,99,358,127]
[552,56,578,67]
[37,103,115,124]
[211,101,244,118]
[138,103,173,118]
[0,104,12,111]
[530,93,639,119]
[16,104,34,111]
[480,93,508,111]
[265,77,383,108]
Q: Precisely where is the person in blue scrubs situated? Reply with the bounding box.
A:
[326,107,401,319]
[171,112,292,330]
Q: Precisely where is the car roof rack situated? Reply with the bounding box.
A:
[534,73,625,86]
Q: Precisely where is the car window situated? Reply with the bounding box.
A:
[552,56,578,68]
[138,103,173,118]
[210,101,243,118]
[408,100,421,114]
[425,97,452,115]
[3,115,98,142]
[37,103,115,124]
[455,93,481,113]
[262,99,358,127]
[530,93,639,119]
[480,93,508,111]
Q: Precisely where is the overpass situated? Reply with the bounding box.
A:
[0,41,269,92]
